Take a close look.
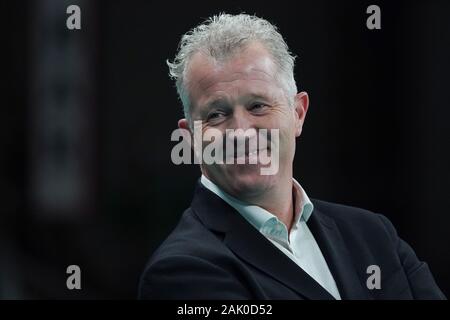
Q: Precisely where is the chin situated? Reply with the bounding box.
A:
[225,164,278,198]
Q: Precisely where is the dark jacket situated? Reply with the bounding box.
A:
[138,182,446,299]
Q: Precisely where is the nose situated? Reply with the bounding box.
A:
[229,106,254,131]
[225,106,258,147]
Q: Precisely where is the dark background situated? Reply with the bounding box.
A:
[4,0,450,298]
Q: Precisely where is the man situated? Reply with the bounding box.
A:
[138,13,445,299]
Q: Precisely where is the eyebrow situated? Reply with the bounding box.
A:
[203,92,272,109]
[197,98,231,118]
[244,93,272,102]
[205,98,230,110]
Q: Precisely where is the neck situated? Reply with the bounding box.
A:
[240,176,295,231]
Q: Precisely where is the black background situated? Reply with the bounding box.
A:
[4,0,450,298]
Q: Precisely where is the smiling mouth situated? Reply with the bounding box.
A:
[231,147,270,159]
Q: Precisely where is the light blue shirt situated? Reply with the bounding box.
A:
[200,175,341,300]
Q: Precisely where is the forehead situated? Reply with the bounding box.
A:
[186,43,281,106]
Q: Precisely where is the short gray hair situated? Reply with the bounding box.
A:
[167,13,298,123]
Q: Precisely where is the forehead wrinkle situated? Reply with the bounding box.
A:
[188,45,285,112]
[199,67,277,94]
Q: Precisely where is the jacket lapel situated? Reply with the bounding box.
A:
[224,215,335,300]
[308,204,370,299]
[191,182,335,300]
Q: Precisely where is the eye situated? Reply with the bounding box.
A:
[249,103,268,112]
[206,111,225,121]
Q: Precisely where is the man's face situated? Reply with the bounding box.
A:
[179,42,309,200]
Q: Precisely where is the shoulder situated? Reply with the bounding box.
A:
[310,198,398,242]
[312,198,380,219]
[140,207,237,280]
[150,208,227,260]
[138,209,251,299]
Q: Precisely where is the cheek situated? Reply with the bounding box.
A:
[278,123,297,153]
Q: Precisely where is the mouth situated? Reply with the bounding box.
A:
[232,147,270,159]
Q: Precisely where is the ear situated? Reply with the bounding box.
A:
[294,91,309,137]
[178,118,190,131]
[178,118,194,148]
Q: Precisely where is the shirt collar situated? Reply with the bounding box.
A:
[200,175,314,233]
[293,179,314,223]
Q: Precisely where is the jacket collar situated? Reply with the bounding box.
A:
[307,206,370,299]
[191,181,368,299]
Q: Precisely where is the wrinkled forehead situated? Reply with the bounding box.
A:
[185,43,280,103]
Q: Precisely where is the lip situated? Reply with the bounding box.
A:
[231,147,270,159]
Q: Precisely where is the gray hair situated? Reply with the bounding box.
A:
[167,13,298,123]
